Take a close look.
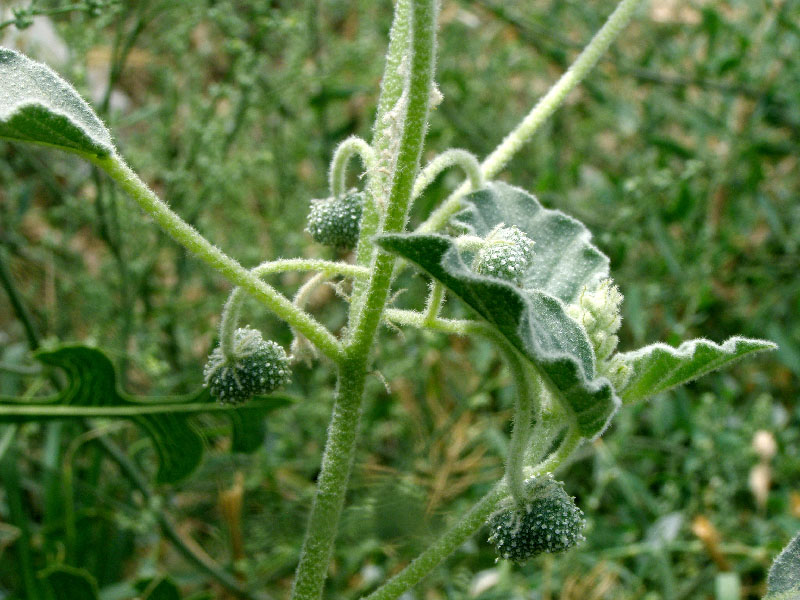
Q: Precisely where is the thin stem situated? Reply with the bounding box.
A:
[291,2,438,598]
[0,399,289,418]
[420,0,645,233]
[328,136,376,198]
[362,429,581,600]
[422,282,446,325]
[412,148,483,201]
[362,482,508,600]
[219,259,367,358]
[498,345,541,505]
[92,154,344,362]
[384,308,489,338]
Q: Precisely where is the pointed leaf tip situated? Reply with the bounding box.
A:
[0,47,113,157]
[618,336,777,405]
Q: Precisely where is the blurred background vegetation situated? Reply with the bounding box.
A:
[0,0,798,598]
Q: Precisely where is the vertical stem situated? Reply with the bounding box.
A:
[290,356,369,600]
[500,346,541,505]
[352,0,411,294]
[291,2,437,598]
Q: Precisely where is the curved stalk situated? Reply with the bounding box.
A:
[419,0,645,233]
[329,136,377,199]
[218,259,367,359]
[93,154,344,362]
[412,148,483,202]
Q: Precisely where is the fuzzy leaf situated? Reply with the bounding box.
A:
[0,47,113,156]
[452,182,609,303]
[765,531,800,600]
[379,184,619,437]
[40,566,98,600]
[0,346,294,483]
[617,337,776,404]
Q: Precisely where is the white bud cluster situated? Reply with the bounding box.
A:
[203,327,291,404]
[305,191,364,249]
[487,476,586,562]
[473,225,535,286]
[567,279,631,388]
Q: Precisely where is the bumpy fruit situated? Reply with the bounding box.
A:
[305,191,364,249]
[203,327,291,404]
[473,225,535,286]
[487,476,585,562]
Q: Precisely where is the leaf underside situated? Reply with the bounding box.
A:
[0,346,293,483]
[0,47,113,156]
[618,337,777,405]
[379,182,618,438]
[765,531,800,600]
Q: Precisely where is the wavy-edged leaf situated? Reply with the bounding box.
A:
[40,565,98,600]
[765,531,800,600]
[0,47,113,156]
[452,182,609,303]
[617,337,777,405]
[379,184,619,437]
[0,346,294,483]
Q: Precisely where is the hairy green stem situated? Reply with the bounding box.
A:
[363,482,508,600]
[422,282,446,324]
[499,345,541,505]
[329,136,376,199]
[92,154,344,362]
[420,0,645,233]
[412,148,484,201]
[352,0,411,297]
[291,2,437,598]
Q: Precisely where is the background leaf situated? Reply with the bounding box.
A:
[136,576,183,600]
[379,184,619,438]
[0,48,113,157]
[618,337,776,405]
[765,531,800,600]
[0,346,294,482]
[40,565,98,600]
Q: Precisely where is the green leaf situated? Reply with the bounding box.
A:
[0,47,113,157]
[0,345,295,483]
[136,576,183,600]
[765,531,800,600]
[40,565,98,600]
[452,182,609,303]
[378,183,618,438]
[617,337,777,405]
